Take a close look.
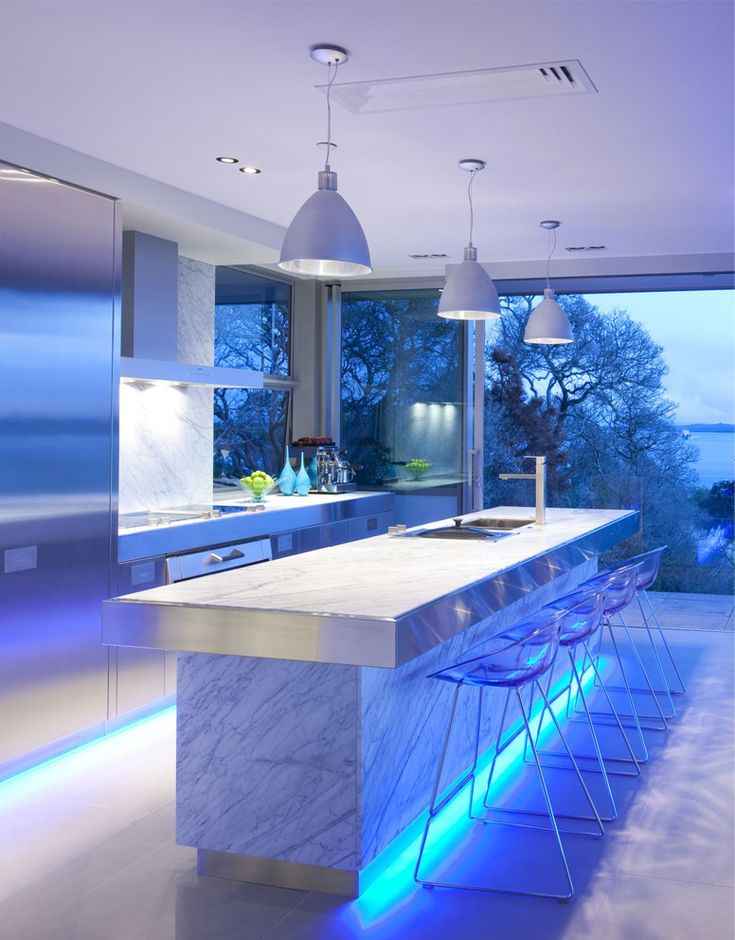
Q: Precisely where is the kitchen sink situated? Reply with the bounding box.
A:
[412,526,511,541]
[463,517,535,530]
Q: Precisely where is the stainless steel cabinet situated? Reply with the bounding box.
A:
[0,163,120,770]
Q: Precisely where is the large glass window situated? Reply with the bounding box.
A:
[213,267,292,483]
[484,289,734,593]
[341,289,466,521]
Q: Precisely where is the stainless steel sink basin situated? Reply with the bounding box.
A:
[413,526,511,541]
[466,517,535,530]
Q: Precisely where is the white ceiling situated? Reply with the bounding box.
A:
[0,0,732,277]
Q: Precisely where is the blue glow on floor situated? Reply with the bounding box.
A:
[0,705,176,801]
[350,660,599,929]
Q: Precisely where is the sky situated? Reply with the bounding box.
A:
[588,289,734,426]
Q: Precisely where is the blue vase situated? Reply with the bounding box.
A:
[307,455,318,489]
[277,446,297,496]
[295,452,311,496]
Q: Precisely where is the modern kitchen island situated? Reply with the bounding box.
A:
[103,506,639,896]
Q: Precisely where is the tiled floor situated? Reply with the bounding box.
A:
[0,594,733,940]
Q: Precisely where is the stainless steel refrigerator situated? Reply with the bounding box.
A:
[0,161,120,772]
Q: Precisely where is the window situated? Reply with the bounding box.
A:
[341,289,465,512]
[213,267,292,482]
[484,289,734,593]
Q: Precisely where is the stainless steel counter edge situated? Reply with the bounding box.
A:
[103,510,639,668]
[118,492,395,562]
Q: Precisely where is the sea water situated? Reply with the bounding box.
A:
[689,432,735,487]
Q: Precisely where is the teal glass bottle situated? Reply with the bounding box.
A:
[277,446,297,496]
[295,451,311,496]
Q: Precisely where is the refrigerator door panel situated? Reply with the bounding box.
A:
[0,162,119,765]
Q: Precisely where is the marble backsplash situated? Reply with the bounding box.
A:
[118,255,215,514]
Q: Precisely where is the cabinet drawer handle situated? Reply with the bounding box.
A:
[206,548,245,565]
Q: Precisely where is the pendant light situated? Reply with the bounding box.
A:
[523,220,573,344]
[279,45,371,278]
[438,159,501,320]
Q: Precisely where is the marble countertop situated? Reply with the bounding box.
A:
[118,490,394,562]
[104,507,639,666]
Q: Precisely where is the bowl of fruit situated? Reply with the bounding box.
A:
[405,458,432,481]
[238,470,277,502]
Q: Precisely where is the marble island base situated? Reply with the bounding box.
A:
[176,558,597,896]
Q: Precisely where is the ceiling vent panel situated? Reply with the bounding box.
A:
[320,60,596,114]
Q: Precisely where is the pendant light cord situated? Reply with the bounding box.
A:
[467,169,477,248]
[545,226,557,289]
[324,60,339,171]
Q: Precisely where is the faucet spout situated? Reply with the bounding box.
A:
[498,455,547,525]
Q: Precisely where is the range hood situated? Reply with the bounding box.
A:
[120,231,264,389]
[120,357,263,388]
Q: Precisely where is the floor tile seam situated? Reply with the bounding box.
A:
[257,889,313,939]
[583,868,622,938]
[612,867,735,890]
[43,838,186,902]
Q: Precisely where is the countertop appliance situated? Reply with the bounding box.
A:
[315,445,357,493]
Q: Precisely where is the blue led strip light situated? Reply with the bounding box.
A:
[0,705,176,799]
[352,659,600,926]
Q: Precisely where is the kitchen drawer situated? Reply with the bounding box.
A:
[165,538,271,582]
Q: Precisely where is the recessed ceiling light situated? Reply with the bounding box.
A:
[216,156,239,164]
[239,166,262,175]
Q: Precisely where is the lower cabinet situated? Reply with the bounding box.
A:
[270,511,392,559]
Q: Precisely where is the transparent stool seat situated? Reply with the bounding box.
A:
[583,564,639,617]
[428,609,565,689]
[547,587,607,647]
[609,546,665,592]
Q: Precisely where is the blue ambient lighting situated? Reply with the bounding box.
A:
[349,660,599,929]
[0,705,176,800]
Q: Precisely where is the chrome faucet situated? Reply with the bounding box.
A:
[499,455,547,525]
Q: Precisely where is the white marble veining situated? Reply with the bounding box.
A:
[177,257,214,365]
[176,653,358,869]
[173,557,597,874]
[118,256,214,513]
[119,383,213,513]
[119,507,633,619]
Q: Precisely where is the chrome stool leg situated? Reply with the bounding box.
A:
[415,683,575,900]
[583,617,668,732]
[527,648,618,821]
[484,681,605,838]
[570,625,649,762]
[641,590,687,695]
[596,606,677,719]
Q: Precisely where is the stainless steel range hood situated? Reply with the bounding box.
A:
[121,231,263,387]
[120,356,263,388]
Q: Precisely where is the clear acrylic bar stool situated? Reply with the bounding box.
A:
[525,583,642,827]
[608,546,686,699]
[414,606,604,901]
[575,562,669,752]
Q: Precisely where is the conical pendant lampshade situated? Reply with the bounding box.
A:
[438,159,500,321]
[524,287,573,343]
[279,45,371,278]
[524,220,573,345]
[279,170,371,277]
[438,245,501,320]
